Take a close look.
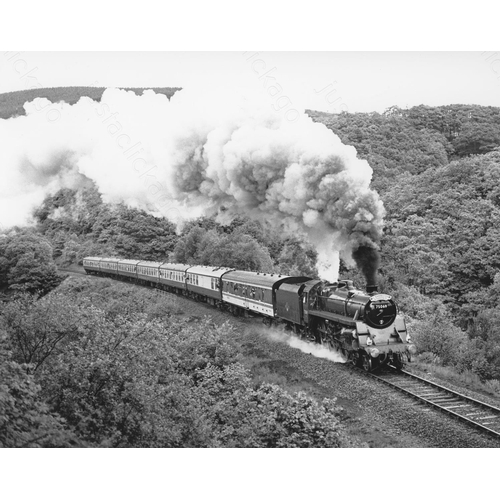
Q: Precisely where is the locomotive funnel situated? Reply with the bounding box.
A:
[366,284,378,294]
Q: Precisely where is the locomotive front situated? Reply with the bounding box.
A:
[309,281,416,370]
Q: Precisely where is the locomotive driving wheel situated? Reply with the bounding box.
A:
[362,354,373,372]
[393,353,405,370]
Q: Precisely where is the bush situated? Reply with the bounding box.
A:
[0,230,64,296]
[0,332,78,447]
[409,312,467,366]
[1,278,350,447]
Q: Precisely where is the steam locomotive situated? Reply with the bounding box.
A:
[83,257,416,371]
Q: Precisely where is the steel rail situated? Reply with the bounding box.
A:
[364,366,500,439]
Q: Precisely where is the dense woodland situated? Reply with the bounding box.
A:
[2,91,500,446]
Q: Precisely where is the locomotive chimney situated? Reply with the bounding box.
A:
[366,284,378,294]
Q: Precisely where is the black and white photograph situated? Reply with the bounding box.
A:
[1,2,499,498]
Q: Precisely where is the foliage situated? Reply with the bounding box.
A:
[172,214,319,276]
[380,152,500,314]
[308,108,449,193]
[1,293,92,372]
[91,204,177,261]
[0,279,348,447]
[276,237,319,278]
[0,332,78,447]
[34,185,178,264]
[173,225,275,272]
[409,311,467,367]
[0,230,64,295]
[34,186,103,237]
[192,364,347,447]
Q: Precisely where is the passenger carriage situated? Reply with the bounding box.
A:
[136,261,162,286]
[99,257,119,276]
[117,259,141,280]
[158,263,191,293]
[185,266,233,305]
[82,256,102,275]
[221,270,292,319]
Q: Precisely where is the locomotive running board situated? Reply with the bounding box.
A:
[308,309,357,327]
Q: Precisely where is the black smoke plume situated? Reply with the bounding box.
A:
[352,245,380,286]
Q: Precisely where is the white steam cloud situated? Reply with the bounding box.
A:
[0,86,384,280]
[264,326,346,363]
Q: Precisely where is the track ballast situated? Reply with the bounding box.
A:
[365,367,500,439]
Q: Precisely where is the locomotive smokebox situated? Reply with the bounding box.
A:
[366,284,378,294]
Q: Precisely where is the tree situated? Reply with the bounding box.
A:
[0,332,78,447]
[1,293,90,372]
[0,230,64,295]
[91,204,177,261]
[452,122,500,157]
[173,226,275,272]
[277,238,318,277]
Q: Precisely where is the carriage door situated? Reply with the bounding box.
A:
[243,285,248,310]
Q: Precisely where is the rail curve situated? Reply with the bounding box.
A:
[366,367,500,439]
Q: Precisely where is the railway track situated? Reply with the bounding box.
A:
[366,367,500,439]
